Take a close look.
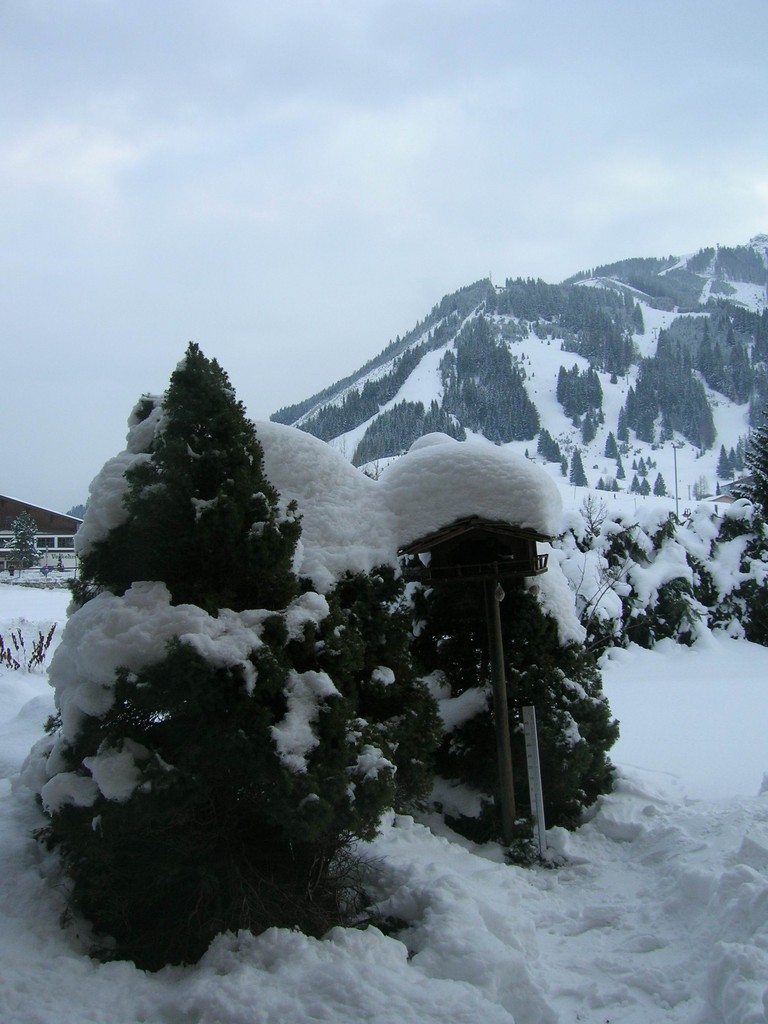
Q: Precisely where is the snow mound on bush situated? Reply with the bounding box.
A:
[381,433,562,548]
[256,421,399,591]
[257,425,563,592]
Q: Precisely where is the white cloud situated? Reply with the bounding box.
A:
[1,122,138,201]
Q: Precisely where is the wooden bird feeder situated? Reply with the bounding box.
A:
[400,515,549,584]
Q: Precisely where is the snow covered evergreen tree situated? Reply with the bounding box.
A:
[559,509,706,651]
[741,408,768,516]
[329,566,441,808]
[410,579,618,837]
[72,345,300,613]
[10,511,38,571]
[694,502,768,645]
[569,449,588,487]
[716,444,734,481]
[34,344,422,970]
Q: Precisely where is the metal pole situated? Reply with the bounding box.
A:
[484,575,517,844]
[522,706,547,857]
[673,443,680,518]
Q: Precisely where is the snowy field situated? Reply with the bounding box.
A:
[1,579,767,1024]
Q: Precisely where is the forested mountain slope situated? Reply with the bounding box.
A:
[271,236,768,503]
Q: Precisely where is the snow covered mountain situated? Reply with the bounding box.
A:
[271,235,768,508]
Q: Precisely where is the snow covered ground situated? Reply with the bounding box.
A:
[1,579,767,1024]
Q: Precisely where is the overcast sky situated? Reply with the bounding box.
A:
[3,0,768,513]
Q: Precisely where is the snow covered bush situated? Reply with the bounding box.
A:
[556,498,768,650]
[686,500,768,644]
[29,345,435,970]
[557,504,704,649]
[327,567,441,809]
[411,576,618,837]
[736,405,768,516]
[359,431,619,842]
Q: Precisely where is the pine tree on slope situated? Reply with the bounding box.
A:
[717,444,733,481]
[569,449,588,487]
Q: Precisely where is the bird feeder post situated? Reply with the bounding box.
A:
[400,517,551,850]
[484,571,517,845]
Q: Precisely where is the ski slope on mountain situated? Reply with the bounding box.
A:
[279,236,768,522]
[326,293,752,522]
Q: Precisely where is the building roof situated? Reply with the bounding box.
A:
[0,495,82,531]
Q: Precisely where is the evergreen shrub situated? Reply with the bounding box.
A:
[34,344,437,969]
[410,579,618,839]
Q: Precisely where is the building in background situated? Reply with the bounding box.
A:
[0,495,82,571]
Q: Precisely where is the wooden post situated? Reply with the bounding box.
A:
[484,574,517,844]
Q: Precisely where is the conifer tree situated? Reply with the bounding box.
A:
[329,567,441,808]
[708,504,768,645]
[717,444,734,481]
[10,511,38,571]
[34,344,431,970]
[632,302,645,334]
[73,345,299,613]
[537,429,563,464]
[581,412,597,445]
[734,437,747,472]
[569,450,588,487]
[410,580,618,837]
[742,408,768,516]
[653,473,667,496]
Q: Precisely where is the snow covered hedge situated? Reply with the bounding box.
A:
[557,497,768,650]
